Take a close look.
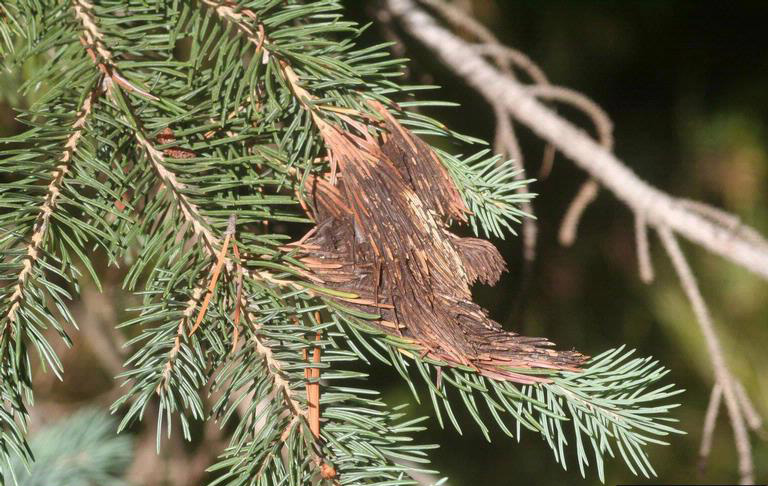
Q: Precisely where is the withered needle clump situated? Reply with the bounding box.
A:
[298,101,586,383]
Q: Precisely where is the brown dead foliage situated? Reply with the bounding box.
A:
[157,128,197,159]
[296,101,586,383]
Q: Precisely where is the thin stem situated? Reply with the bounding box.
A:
[658,226,753,484]
[3,87,100,329]
[558,179,599,247]
[387,0,768,280]
[471,43,548,85]
[634,213,655,283]
[698,382,722,473]
[493,106,536,263]
[525,85,612,247]
[734,380,763,432]
[525,85,614,150]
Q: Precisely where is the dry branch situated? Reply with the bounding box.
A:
[386,0,765,481]
[699,382,722,473]
[387,0,768,281]
[658,227,753,484]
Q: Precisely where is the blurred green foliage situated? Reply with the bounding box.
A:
[3,409,133,486]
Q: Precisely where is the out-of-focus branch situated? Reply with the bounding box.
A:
[386,0,765,482]
[422,0,541,267]
[634,213,655,283]
[559,179,599,247]
[493,104,537,321]
[658,227,753,484]
[698,382,722,473]
[387,0,768,281]
[523,85,613,247]
[735,381,764,433]
[420,1,617,272]
[493,106,536,263]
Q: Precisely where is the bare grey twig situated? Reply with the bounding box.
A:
[559,179,599,247]
[472,43,548,85]
[386,0,765,482]
[658,226,753,484]
[634,213,655,283]
[698,382,722,473]
[494,102,537,322]
[426,1,618,253]
[525,85,614,149]
[735,380,764,432]
[387,0,768,280]
[420,0,503,61]
[493,105,536,263]
[523,85,614,247]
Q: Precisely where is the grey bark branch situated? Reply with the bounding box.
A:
[658,227,753,484]
[387,0,768,281]
[698,383,722,472]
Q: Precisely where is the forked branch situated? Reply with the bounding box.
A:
[386,0,765,482]
[658,227,753,484]
[387,0,768,280]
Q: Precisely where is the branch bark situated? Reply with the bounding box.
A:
[387,2,763,481]
[387,0,768,281]
[659,227,753,484]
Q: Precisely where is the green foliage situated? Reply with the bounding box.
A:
[0,1,682,484]
[2,408,133,486]
[440,149,534,238]
[0,3,21,58]
[337,314,683,481]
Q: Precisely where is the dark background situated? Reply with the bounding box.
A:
[2,1,767,485]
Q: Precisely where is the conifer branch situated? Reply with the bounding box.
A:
[76,0,218,256]
[2,87,99,329]
[201,0,336,131]
[134,133,219,254]
[200,0,265,46]
[249,319,307,419]
[73,0,157,100]
[157,288,205,393]
[73,1,230,433]
[75,5,307,432]
[2,409,134,485]
[2,0,106,333]
[2,2,688,484]
[0,1,122,474]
